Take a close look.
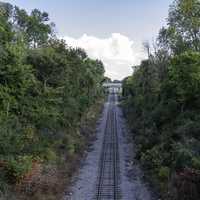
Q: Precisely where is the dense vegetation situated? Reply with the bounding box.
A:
[122,0,200,199]
[0,2,104,198]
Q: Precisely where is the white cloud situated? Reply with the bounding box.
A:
[62,33,146,80]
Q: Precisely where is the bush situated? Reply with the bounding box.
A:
[192,157,200,170]
[158,166,170,181]
[141,146,163,171]
[5,156,33,183]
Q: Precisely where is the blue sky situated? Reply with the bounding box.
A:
[2,0,174,79]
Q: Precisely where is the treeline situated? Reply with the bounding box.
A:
[122,0,200,199]
[0,2,104,195]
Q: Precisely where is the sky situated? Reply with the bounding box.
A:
[2,0,173,80]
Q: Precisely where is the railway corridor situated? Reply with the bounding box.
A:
[95,94,120,199]
[65,92,153,200]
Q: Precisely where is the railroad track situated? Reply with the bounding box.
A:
[95,94,121,200]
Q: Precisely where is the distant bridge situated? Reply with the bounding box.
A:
[102,83,122,93]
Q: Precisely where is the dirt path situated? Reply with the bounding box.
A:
[64,93,155,200]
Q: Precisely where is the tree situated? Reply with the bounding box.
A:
[14,7,54,47]
[0,3,105,192]
[165,52,200,110]
[122,0,200,198]
[159,0,200,54]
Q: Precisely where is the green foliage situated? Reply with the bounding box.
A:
[167,52,200,108]
[0,2,105,188]
[122,0,200,198]
[192,156,200,170]
[158,166,170,181]
[158,0,200,54]
[168,0,200,52]
[5,156,33,182]
[14,7,54,47]
[174,145,194,170]
[141,146,163,170]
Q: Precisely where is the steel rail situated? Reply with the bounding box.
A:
[95,93,121,200]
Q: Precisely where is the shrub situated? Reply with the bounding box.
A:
[5,156,33,183]
[158,166,170,181]
[141,146,163,171]
[192,157,200,170]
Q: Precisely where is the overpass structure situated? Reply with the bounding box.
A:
[102,83,122,93]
